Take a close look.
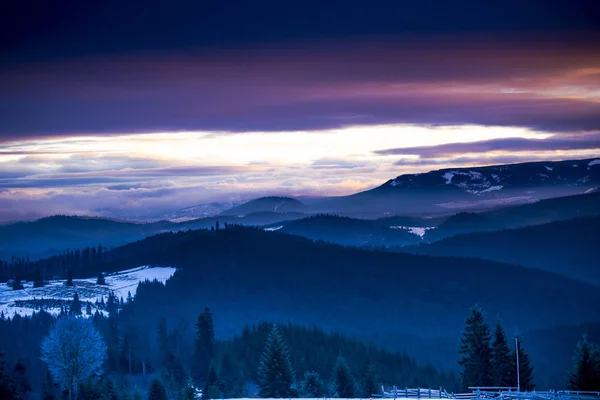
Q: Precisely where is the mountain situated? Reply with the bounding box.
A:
[0,212,304,261]
[222,196,306,216]
[82,227,600,339]
[311,158,600,216]
[0,216,175,261]
[424,191,600,240]
[407,215,600,285]
[279,214,421,247]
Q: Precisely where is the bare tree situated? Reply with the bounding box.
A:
[41,316,107,400]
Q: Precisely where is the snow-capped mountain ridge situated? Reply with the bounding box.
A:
[384,158,600,195]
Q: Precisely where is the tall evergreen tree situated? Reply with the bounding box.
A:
[203,361,222,400]
[510,337,535,390]
[458,307,493,390]
[302,371,324,397]
[146,377,168,400]
[0,352,17,399]
[193,307,215,383]
[568,337,600,390]
[220,354,245,398]
[70,293,82,316]
[333,355,355,398]
[34,268,45,288]
[12,359,31,398]
[362,360,378,397]
[491,324,512,387]
[257,325,295,398]
[157,317,170,367]
[97,272,106,285]
[65,269,74,287]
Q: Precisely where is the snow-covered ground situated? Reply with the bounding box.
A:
[264,226,283,231]
[389,226,435,238]
[0,266,176,318]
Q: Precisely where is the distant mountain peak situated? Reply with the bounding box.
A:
[383,158,600,195]
[221,196,305,216]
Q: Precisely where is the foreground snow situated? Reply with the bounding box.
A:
[0,266,176,318]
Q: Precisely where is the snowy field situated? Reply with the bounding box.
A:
[389,226,435,238]
[0,266,176,318]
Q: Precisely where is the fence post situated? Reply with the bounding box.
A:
[429,388,432,398]
[477,388,481,400]
[405,388,408,398]
[418,387,421,399]
[439,387,442,399]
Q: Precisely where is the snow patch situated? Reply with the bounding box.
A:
[588,159,600,167]
[442,172,454,184]
[545,166,553,171]
[264,226,283,231]
[389,226,435,238]
[0,266,176,319]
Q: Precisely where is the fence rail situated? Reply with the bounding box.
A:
[377,387,600,400]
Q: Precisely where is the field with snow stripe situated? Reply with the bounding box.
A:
[0,266,176,318]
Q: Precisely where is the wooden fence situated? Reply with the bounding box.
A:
[376,387,600,400]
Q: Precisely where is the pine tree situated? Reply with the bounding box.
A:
[86,302,92,316]
[157,317,170,367]
[70,293,82,316]
[34,268,45,288]
[12,277,23,290]
[568,337,600,390]
[193,308,215,383]
[491,324,512,387]
[258,325,295,398]
[203,361,222,400]
[180,380,197,400]
[97,272,106,285]
[363,360,378,397]
[302,371,324,397]
[146,377,168,400]
[12,359,31,398]
[220,354,245,398]
[65,269,74,286]
[458,306,493,390]
[510,337,535,390]
[120,332,133,374]
[333,355,355,398]
[0,352,17,399]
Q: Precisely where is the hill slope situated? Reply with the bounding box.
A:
[280,214,421,247]
[0,212,303,261]
[424,191,600,240]
[408,215,600,285]
[84,227,600,340]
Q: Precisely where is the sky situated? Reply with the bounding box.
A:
[1,0,599,221]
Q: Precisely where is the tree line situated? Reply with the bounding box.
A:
[1,299,599,399]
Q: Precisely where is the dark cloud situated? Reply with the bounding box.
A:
[3,0,599,63]
[1,36,599,139]
[377,132,600,157]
